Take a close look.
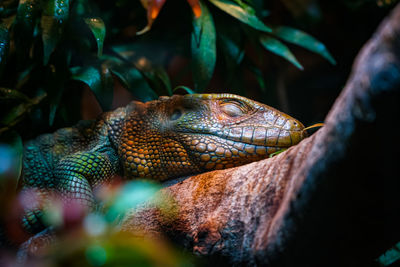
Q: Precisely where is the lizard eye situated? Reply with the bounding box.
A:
[170,109,183,120]
[220,100,246,117]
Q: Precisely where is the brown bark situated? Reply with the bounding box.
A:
[121,4,400,266]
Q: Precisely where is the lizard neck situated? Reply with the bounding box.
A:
[113,102,201,180]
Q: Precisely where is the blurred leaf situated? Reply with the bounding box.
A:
[208,0,271,32]
[173,85,196,94]
[15,65,34,90]
[273,26,336,65]
[105,181,161,223]
[187,0,202,17]
[138,0,167,35]
[49,231,193,267]
[71,0,89,17]
[150,66,172,95]
[70,64,114,111]
[137,64,172,97]
[280,0,321,19]
[48,84,65,126]
[0,13,15,28]
[218,25,244,83]
[231,0,262,11]
[110,44,137,61]
[84,17,106,57]
[1,103,29,126]
[191,0,216,92]
[111,46,172,97]
[14,0,40,63]
[245,62,266,92]
[139,0,202,34]
[104,57,158,102]
[377,242,400,266]
[41,0,70,65]
[0,25,10,77]
[238,0,266,10]
[219,32,244,68]
[0,87,30,101]
[259,35,303,70]
[0,91,46,134]
[0,132,23,189]
[376,0,400,7]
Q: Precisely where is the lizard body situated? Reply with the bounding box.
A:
[20,94,306,234]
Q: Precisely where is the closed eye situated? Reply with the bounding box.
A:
[220,100,247,117]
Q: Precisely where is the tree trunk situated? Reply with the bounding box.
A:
[121,4,400,266]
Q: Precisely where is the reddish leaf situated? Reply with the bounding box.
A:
[187,0,202,18]
[138,0,166,35]
[138,0,201,34]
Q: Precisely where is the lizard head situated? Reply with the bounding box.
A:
[119,94,307,180]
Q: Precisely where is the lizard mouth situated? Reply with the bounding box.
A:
[214,127,307,148]
[177,126,307,149]
[173,129,307,163]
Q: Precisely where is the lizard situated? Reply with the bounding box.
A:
[20,93,307,235]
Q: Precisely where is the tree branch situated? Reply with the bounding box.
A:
[121,4,400,266]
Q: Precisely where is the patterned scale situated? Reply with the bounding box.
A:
[21,94,307,235]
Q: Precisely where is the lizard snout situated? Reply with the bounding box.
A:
[266,117,307,147]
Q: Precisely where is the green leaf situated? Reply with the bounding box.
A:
[0,87,30,101]
[14,0,40,61]
[41,0,70,65]
[111,46,172,97]
[140,66,172,97]
[84,17,106,57]
[273,26,336,65]
[173,86,196,94]
[113,68,158,102]
[208,0,271,32]
[0,131,23,186]
[11,133,24,184]
[0,92,46,134]
[259,35,303,70]
[48,85,65,126]
[105,58,158,102]
[245,62,266,92]
[0,104,28,126]
[0,25,10,77]
[219,33,244,68]
[377,242,400,266]
[152,67,172,95]
[105,181,161,223]
[72,0,90,17]
[191,0,216,92]
[70,65,114,111]
[45,63,69,126]
[218,26,244,84]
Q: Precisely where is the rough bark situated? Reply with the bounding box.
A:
[121,4,400,266]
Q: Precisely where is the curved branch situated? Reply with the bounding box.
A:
[122,4,400,266]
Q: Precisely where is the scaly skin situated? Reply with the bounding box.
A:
[20,94,307,234]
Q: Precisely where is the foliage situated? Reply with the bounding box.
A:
[0,0,336,139]
[0,0,333,263]
[0,175,191,266]
[377,242,400,266]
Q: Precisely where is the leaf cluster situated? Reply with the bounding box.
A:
[0,0,335,137]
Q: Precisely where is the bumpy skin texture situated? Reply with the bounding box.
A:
[21,94,306,234]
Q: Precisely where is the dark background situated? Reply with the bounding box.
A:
[80,0,392,130]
